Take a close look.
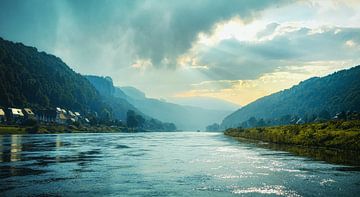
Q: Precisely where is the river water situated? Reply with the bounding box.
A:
[0,132,359,196]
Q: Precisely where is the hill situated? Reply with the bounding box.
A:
[222,65,360,128]
[85,75,177,131]
[0,37,111,118]
[85,75,139,120]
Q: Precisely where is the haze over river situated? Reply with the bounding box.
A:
[0,132,360,196]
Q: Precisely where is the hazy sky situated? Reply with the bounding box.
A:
[1,0,360,106]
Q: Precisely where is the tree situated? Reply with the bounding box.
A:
[135,114,145,128]
[126,110,138,128]
[248,117,257,127]
[257,118,266,127]
[318,110,331,120]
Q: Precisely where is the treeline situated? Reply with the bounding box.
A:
[225,120,360,151]
[232,110,359,129]
[208,110,359,131]
[126,110,176,131]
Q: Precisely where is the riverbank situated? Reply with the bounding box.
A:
[224,120,360,151]
[0,124,146,134]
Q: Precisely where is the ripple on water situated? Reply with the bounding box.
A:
[114,144,131,149]
[320,178,336,186]
[232,185,301,197]
[0,166,47,179]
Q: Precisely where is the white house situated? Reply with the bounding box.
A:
[0,108,6,123]
[23,108,35,120]
[8,108,24,123]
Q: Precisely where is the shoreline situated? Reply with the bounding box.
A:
[224,120,360,166]
[0,125,153,135]
[224,120,360,151]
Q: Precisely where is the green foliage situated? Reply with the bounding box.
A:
[225,120,360,151]
[126,110,140,128]
[22,118,38,127]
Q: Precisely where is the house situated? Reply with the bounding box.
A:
[23,108,35,120]
[0,108,6,123]
[36,110,57,123]
[68,110,78,122]
[74,112,81,121]
[8,108,24,123]
[56,112,67,125]
[84,118,90,125]
[55,108,68,124]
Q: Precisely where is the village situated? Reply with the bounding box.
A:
[0,107,90,126]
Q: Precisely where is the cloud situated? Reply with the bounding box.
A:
[0,0,289,71]
[176,20,360,105]
[176,60,357,105]
[1,0,360,105]
[181,23,360,81]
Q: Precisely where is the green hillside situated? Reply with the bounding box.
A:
[0,37,112,118]
[222,66,360,128]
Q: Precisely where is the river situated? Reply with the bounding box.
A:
[0,132,359,196]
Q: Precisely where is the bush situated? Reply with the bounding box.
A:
[22,119,38,127]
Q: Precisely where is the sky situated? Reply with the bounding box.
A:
[1,0,360,106]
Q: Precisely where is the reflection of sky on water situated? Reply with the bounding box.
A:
[10,135,22,162]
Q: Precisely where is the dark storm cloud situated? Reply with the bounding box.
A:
[0,0,289,69]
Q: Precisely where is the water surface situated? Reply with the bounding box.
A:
[0,132,360,196]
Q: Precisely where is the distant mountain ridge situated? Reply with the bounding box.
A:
[119,90,232,130]
[85,75,141,121]
[221,65,360,128]
[86,76,233,130]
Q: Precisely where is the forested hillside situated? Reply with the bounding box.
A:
[222,65,360,128]
[0,37,110,117]
[85,75,141,121]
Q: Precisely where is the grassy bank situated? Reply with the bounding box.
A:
[224,120,360,151]
[0,124,143,135]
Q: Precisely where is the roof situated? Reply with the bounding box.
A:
[23,108,34,115]
[68,111,75,117]
[9,108,24,116]
[0,108,5,116]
